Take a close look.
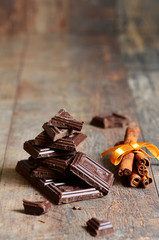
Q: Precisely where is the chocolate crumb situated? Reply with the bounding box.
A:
[72,206,83,210]
[38,220,45,223]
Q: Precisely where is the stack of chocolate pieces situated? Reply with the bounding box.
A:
[16,109,114,204]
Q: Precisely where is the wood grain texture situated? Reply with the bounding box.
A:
[0,0,117,35]
[0,0,36,35]
[0,0,70,35]
[1,1,159,239]
[118,0,159,213]
[0,36,27,175]
[117,0,159,70]
[0,33,159,239]
[127,71,159,195]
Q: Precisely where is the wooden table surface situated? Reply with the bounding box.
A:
[0,1,159,239]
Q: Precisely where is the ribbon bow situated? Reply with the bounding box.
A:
[101,141,159,166]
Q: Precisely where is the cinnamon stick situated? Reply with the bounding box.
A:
[135,152,150,167]
[141,176,152,187]
[135,161,148,176]
[118,126,140,176]
[141,169,152,187]
[129,167,141,188]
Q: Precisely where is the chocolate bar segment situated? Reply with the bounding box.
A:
[34,131,87,151]
[34,131,54,146]
[86,218,114,236]
[42,156,73,175]
[23,199,51,215]
[43,122,71,141]
[90,112,128,128]
[31,166,65,179]
[24,140,75,159]
[70,152,114,194]
[16,160,103,204]
[29,155,73,175]
[49,109,84,131]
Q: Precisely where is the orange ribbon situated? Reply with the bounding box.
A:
[101,141,159,166]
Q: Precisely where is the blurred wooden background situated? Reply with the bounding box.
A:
[1,1,159,239]
[0,0,158,36]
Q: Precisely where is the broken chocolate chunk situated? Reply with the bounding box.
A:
[31,166,65,179]
[24,140,75,159]
[86,217,114,236]
[43,122,71,141]
[90,112,128,128]
[29,155,73,176]
[34,131,87,151]
[49,109,84,131]
[70,152,114,194]
[23,199,51,215]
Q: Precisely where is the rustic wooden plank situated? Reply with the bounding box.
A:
[127,71,159,195]
[0,0,117,35]
[69,0,117,34]
[128,71,159,150]
[116,0,159,199]
[0,0,33,34]
[0,0,71,35]
[117,1,159,196]
[117,0,159,70]
[1,1,159,239]
[0,36,27,175]
[0,33,159,240]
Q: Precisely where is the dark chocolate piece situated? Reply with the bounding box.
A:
[86,217,114,236]
[29,155,73,175]
[90,112,128,128]
[34,131,87,151]
[43,179,55,186]
[70,152,114,194]
[16,160,103,204]
[31,166,65,179]
[34,131,54,146]
[24,140,75,159]
[49,109,84,131]
[43,122,71,141]
[42,156,73,175]
[23,199,51,215]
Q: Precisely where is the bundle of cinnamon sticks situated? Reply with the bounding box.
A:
[117,126,152,188]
